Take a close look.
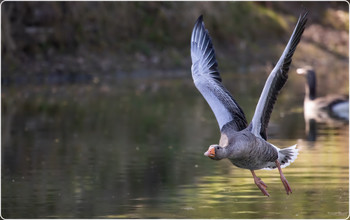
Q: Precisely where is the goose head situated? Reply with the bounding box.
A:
[204,144,227,160]
[297,66,317,100]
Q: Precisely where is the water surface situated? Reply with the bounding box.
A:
[2,71,348,218]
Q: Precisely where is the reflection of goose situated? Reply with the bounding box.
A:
[191,13,307,197]
[297,66,349,122]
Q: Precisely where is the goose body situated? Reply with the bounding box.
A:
[191,13,307,196]
[297,66,349,121]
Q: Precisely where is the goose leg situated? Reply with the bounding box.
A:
[250,170,270,197]
[275,160,292,195]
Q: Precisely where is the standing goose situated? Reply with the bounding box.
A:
[296,66,348,141]
[297,66,349,122]
[191,13,307,197]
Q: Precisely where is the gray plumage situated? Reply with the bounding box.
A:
[191,15,248,132]
[191,12,308,196]
[249,12,308,140]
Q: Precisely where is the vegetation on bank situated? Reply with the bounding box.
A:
[1,1,349,85]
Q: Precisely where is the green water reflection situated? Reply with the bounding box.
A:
[2,74,348,218]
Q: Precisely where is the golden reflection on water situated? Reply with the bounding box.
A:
[118,125,348,219]
[2,79,348,218]
[182,128,349,219]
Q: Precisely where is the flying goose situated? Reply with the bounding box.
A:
[297,66,349,122]
[190,13,308,197]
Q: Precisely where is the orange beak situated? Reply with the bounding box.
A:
[204,147,215,158]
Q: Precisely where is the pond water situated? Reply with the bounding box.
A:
[2,71,349,218]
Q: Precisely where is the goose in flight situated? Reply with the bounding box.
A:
[190,12,308,197]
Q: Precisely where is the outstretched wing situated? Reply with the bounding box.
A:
[191,15,247,132]
[250,12,308,140]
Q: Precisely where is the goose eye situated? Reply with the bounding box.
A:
[216,146,220,150]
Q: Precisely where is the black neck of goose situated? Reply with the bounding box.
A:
[306,70,316,100]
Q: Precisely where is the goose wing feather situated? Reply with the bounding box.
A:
[250,12,308,140]
[191,15,247,131]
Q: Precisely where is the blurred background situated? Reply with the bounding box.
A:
[2,1,349,218]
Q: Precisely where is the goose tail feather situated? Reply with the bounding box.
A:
[263,144,299,170]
